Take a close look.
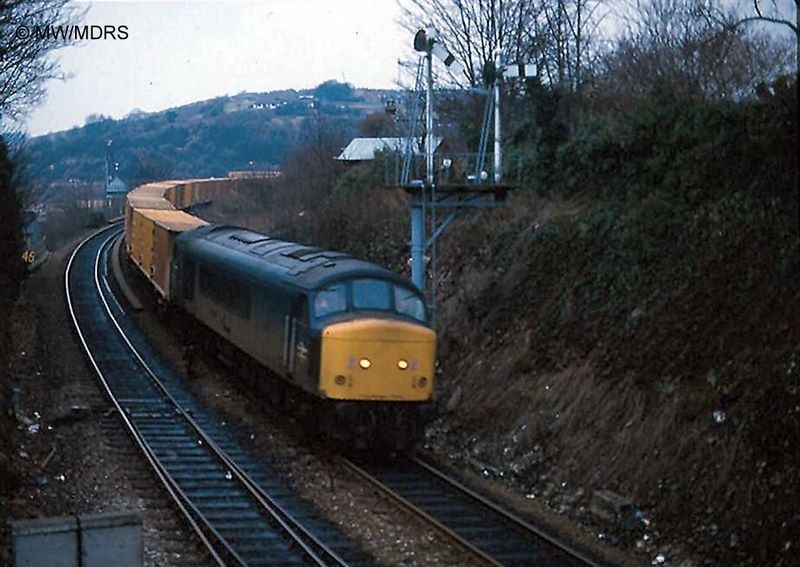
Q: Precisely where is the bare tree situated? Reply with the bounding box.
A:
[735,0,798,35]
[714,0,798,83]
[594,0,794,108]
[399,0,541,86]
[535,0,606,92]
[0,0,81,124]
[283,115,348,199]
[133,150,175,184]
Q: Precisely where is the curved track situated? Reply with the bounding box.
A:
[339,455,602,567]
[66,226,363,566]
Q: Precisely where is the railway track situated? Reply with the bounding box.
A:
[66,225,365,566]
[339,454,602,567]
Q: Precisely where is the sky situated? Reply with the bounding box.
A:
[25,0,410,136]
[22,0,799,137]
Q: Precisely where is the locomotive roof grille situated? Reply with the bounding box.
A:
[283,246,324,259]
[177,224,415,293]
[228,232,272,244]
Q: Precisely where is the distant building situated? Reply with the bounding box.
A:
[336,137,443,162]
[105,175,128,196]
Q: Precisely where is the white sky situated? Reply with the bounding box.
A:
[25,0,409,136]
[22,0,798,137]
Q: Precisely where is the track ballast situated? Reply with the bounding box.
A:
[340,454,602,567]
[66,225,366,566]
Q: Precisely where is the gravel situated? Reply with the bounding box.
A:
[0,238,213,566]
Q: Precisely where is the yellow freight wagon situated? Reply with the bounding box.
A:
[124,182,176,249]
[128,208,207,299]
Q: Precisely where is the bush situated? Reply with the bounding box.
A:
[0,137,25,365]
[545,78,797,204]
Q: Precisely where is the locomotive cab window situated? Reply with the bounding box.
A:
[394,286,426,322]
[313,284,346,318]
[352,279,392,310]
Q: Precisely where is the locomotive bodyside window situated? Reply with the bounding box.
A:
[229,280,251,319]
[199,266,251,319]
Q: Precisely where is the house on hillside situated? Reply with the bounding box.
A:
[336,136,443,162]
[336,136,449,186]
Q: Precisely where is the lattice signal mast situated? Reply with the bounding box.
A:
[413,26,462,189]
[401,28,518,323]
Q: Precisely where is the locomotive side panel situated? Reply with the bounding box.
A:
[182,258,319,396]
[251,285,290,372]
[192,264,253,351]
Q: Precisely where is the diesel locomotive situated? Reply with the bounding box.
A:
[124,177,436,447]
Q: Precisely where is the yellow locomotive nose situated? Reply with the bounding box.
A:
[319,318,436,401]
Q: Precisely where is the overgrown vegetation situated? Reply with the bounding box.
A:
[0,137,25,365]
[0,136,25,506]
[431,81,798,564]
[40,204,107,250]
[209,61,798,567]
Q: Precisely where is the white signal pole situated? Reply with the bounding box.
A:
[426,46,434,187]
[493,51,502,184]
[493,59,537,185]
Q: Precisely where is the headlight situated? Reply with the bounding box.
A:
[397,359,409,370]
[358,358,371,370]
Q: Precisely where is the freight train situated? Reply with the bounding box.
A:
[124,177,436,447]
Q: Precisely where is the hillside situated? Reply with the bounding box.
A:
[24,81,397,187]
[202,79,799,566]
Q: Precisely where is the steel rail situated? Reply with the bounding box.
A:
[67,226,350,566]
[411,456,602,567]
[93,231,258,566]
[65,224,228,566]
[336,456,502,566]
[339,455,600,567]
[95,232,348,567]
[97,233,349,567]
